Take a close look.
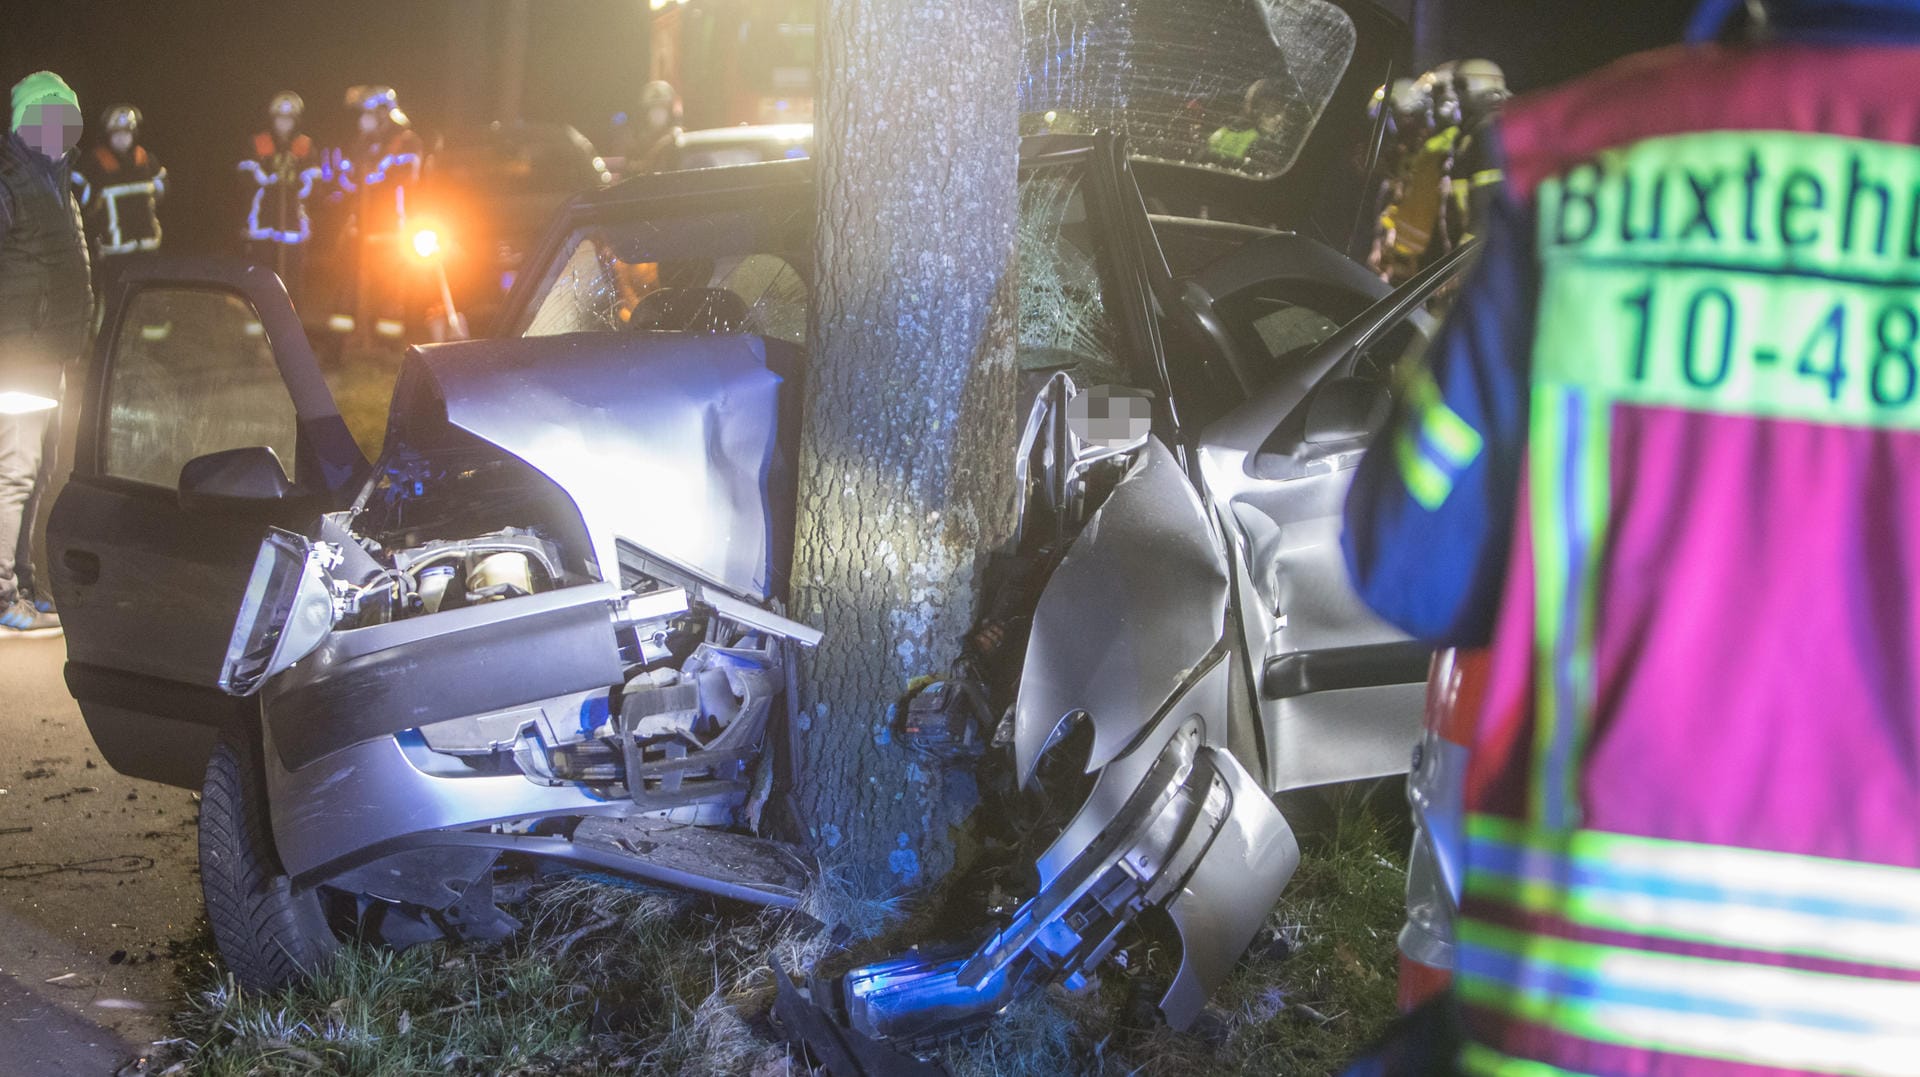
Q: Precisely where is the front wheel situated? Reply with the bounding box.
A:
[199,734,340,991]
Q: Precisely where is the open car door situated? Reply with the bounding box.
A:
[1197,244,1476,792]
[48,258,368,788]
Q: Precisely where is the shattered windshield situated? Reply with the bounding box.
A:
[1021,0,1356,180]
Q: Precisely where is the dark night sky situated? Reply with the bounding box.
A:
[1409,0,1695,91]
[0,0,1692,256]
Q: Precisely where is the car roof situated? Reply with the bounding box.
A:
[676,123,814,148]
[572,134,1099,211]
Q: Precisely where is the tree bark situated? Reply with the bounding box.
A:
[791,0,1021,895]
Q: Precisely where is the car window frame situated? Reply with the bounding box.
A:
[499,172,817,340]
[88,281,303,499]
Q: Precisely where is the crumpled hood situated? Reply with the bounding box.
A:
[396,331,797,600]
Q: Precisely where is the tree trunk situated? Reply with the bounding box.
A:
[791,0,1021,895]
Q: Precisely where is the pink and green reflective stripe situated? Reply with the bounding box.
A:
[1464,814,1920,971]
[1455,919,1920,1074]
[1523,385,1611,830]
[1394,365,1485,510]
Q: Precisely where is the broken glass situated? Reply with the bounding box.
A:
[1021,0,1357,180]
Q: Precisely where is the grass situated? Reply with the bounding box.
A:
[316,342,407,461]
[138,789,1407,1077]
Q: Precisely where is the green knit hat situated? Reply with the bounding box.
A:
[11,71,79,132]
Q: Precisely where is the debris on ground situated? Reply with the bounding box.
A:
[144,790,1407,1076]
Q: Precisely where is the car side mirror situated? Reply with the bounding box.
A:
[178,446,295,511]
[1303,377,1390,445]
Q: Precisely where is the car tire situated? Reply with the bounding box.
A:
[199,734,340,991]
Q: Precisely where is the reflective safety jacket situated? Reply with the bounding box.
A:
[332,127,422,241]
[238,130,321,245]
[1345,40,1920,1077]
[72,143,165,257]
[1380,125,1460,280]
[1207,122,1260,164]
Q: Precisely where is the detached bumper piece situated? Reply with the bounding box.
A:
[839,718,1299,1047]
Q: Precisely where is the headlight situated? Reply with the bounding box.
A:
[218,529,339,696]
[410,227,441,259]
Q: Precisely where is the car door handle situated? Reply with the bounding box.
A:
[62,549,100,585]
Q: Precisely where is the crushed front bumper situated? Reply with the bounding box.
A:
[840,659,1299,1044]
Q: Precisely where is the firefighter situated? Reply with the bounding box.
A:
[1341,0,1920,1072]
[238,91,322,302]
[1375,68,1461,283]
[1445,59,1508,246]
[1206,78,1301,169]
[611,80,682,175]
[72,103,164,287]
[1368,77,1434,278]
[324,85,422,342]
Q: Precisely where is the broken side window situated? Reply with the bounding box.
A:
[1017,166,1127,389]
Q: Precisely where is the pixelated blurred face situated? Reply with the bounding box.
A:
[272,114,296,138]
[359,112,380,134]
[109,130,133,154]
[19,101,82,159]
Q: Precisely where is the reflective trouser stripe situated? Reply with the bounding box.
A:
[1458,919,1920,1075]
[1467,815,1920,971]
[1459,1042,1598,1077]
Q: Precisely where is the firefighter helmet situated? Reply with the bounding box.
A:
[269,91,304,121]
[638,80,682,129]
[353,85,397,114]
[640,80,677,111]
[1454,58,1509,115]
[346,85,406,129]
[101,104,141,135]
[1389,77,1431,125]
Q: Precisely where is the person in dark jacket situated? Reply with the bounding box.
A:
[321,85,421,341]
[72,103,165,286]
[0,71,89,637]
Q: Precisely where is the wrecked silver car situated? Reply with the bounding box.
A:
[51,116,1452,1048]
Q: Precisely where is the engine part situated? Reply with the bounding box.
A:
[470,551,532,598]
[419,564,457,613]
[897,677,993,764]
[623,673,702,740]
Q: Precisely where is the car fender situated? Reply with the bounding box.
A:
[1011,437,1232,788]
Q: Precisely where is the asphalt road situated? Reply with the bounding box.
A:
[0,634,203,1076]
